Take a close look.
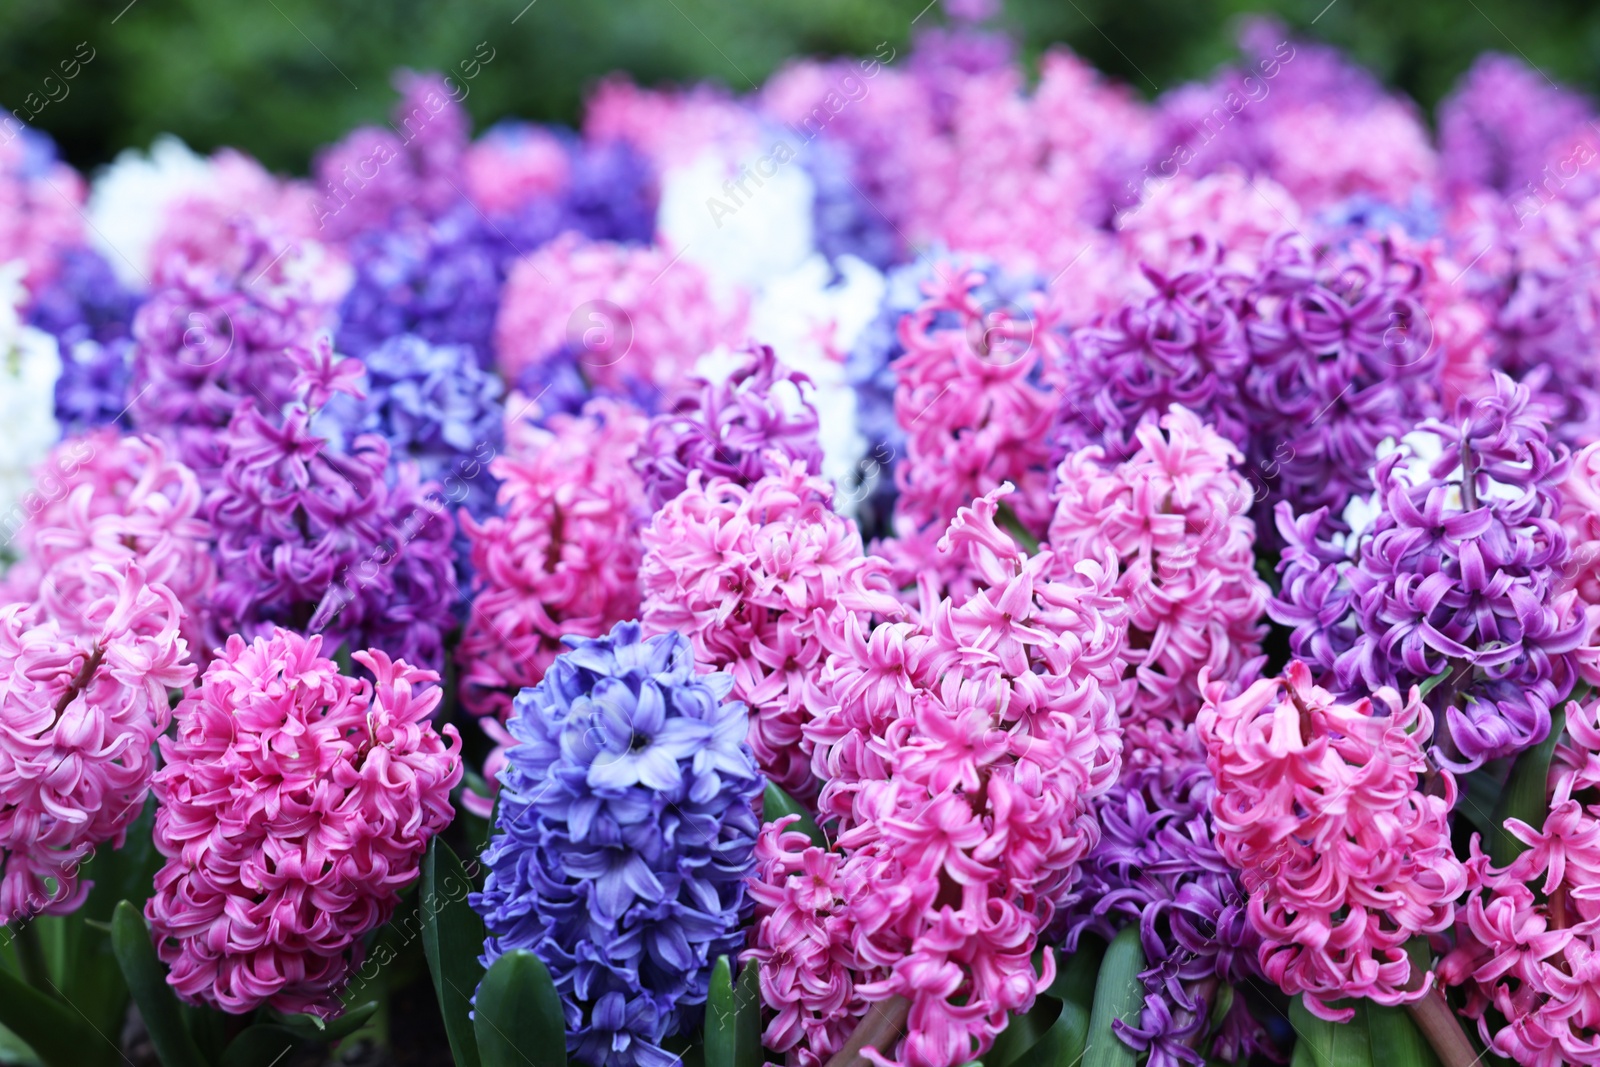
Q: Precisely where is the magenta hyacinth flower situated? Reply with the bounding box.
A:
[457,397,648,720]
[640,459,896,798]
[146,628,461,1015]
[1049,404,1268,754]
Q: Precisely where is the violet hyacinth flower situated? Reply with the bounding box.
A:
[634,344,824,511]
[1271,372,1583,769]
[335,207,510,368]
[206,337,459,670]
[1438,53,1598,199]
[27,247,138,432]
[1243,232,1444,519]
[1064,753,1267,1067]
[318,332,505,521]
[472,621,762,1067]
[127,222,341,475]
[1057,248,1252,456]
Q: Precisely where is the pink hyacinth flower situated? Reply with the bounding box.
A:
[147,628,461,1015]
[1196,661,1466,1021]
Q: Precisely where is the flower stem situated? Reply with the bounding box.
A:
[10,920,50,991]
[1405,987,1479,1067]
[824,995,912,1067]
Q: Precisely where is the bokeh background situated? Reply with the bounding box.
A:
[6,0,1600,174]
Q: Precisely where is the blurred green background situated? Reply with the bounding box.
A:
[5,0,1600,174]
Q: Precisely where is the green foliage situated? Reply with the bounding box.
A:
[8,0,1600,175]
[474,949,568,1067]
[422,837,489,1067]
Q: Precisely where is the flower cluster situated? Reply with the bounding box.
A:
[458,398,647,719]
[206,338,458,670]
[1273,374,1583,769]
[634,344,823,512]
[473,622,762,1067]
[1440,692,1600,1065]
[1049,405,1268,754]
[317,331,505,522]
[0,564,194,922]
[753,490,1127,1067]
[147,628,460,1014]
[891,265,1058,538]
[494,232,745,406]
[1064,752,1265,1067]
[640,461,891,796]
[1197,662,1465,1020]
[2,430,213,656]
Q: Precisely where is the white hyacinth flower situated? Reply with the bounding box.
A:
[0,264,62,553]
[744,252,886,508]
[657,141,817,295]
[87,134,212,289]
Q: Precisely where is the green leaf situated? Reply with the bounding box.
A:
[1289,996,1373,1067]
[219,1003,379,1067]
[268,1001,379,1042]
[761,784,827,848]
[732,957,762,1067]
[1417,668,1454,700]
[1364,1003,1439,1067]
[109,902,208,1067]
[1007,944,1102,1067]
[705,957,762,1067]
[0,962,105,1067]
[1083,927,1144,1067]
[1491,705,1567,866]
[474,949,568,1067]
[56,797,167,1061]
[422,838,487,1067]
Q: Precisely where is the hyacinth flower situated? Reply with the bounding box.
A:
[317,332,506,522]
[206,336,459,670]
[457,397,647,721]
[472,622,762,1067]
[2,429,214,658]
[1196,662,1465,1022]
[1063,750,1267,1067]
[0,563,194,922]
[1049,404,1268,754]
[891,264,1060,542]
[126,220,344,475]
[0,265,64,528]
[634,344,824,511]
[27,247,139,433]
[1055,250,1252,460]
[750,487,1127,1067]
[495,232,746,408]
[146,628,461,1014]
[466,122,659,247]
[1242,232,1444,518]
[640,459,897,798]
[0,123,86,296]
[1440,692,1600,1065]
[1145,20,1436,211]
[335,206,509,367]
[846,257,1039,533]
[1272,373,1583,770]
[311,70,471,241]
[1437,52,1598,199]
